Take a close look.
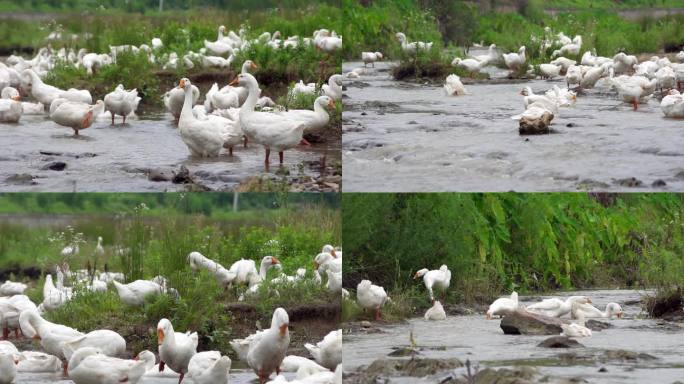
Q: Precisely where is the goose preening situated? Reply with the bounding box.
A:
[49,98,104,136]
[424,300,447,321]
[68,347,146,384]
[187,251,236,287]
[322,74,343,101]
[571,301,623,319]
[444,74,466,96]
[233,73,307,165]
[661,89,684,118]
[486,291,518,319]
[413,264,451,302]
[228,256,280,286]
[526,296,591,318]
[304,329,341,370]
[362,52,383,68]
[326,269,342,295]
[17,350,61,373]
[157,318,198,384]
[186,351,231,384]
[0,87,23,123]
[356,280,389,321]
[230,307,290,384]
[470,43,498,66]
[177,78,242,157]
[103,84,140,124]
[560,311,592,338]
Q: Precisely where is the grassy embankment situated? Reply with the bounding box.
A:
[2,5,342,111]
[342,193,684,321]
[344,0,684,81]
[0,193,341,355]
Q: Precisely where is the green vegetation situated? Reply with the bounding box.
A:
[0,0,338,12]
[343,193,684,316]
[2,193,339,353]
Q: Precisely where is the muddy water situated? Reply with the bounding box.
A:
[17,368,294,383]
[0,111,338,192]
[344,289,684,383]
[342,60,684,192]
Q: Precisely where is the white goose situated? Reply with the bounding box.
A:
[277,95,335,135]
[357,280,389,321]
[0,87,23,123]
[424,300,447,321]
[157,318,198,383]
[187,251,236,287]
[471,43,498,66]
[42,274,72,311]
[486,291,518,319]
[414,265,451,301]
[322,74,343,101]
[571,302,623,319]
[103,84,140,124]
[17,351,61,373]
[313,252,341,273]
[561,310,592,338]
[0,295,37,338]
[661,89,684,118]
[164,82,199,120]
[230,307,290,384]
[503,46,526,73]
[526,296,591,318]
[204,26,234,56]
[178,78,242,156]
[0,351,17,384]
[538,64,561,79]
[22,69,92,105]
[229,256,280,286]
[61,329,127,360]
[395,32,432,54]
[451,58,482,76]
[49,99,104,136]
[362,52,383,68]
[135,350,179,378]
[187,351,231,384]
[233,73,307,165]
[0,280,27,296]
[304,329,341,370]
[444,74,466,96]
[112,279,163,306]
[68,347,146,384]
[326,269,342,294]
[280,355,329,378]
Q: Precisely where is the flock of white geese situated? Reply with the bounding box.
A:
[0,26,343,165]
[347,30,684,126]
[0,241,343,384]
[354,264,626,339]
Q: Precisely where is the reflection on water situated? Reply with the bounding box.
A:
[17,368,292,383]
[0,111,338,192]
[344,289,684,384]
[342,59,684,192]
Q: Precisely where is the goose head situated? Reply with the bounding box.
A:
[316,95,335,110]
[260,256,280,270]
[157,318,174,345]
[413,268,429,279]
[229,73,258,90]
[606,302,623,318]
[271,307,289,338]
[178,77,193,94]
[1,87,20,101]
[510,291,518,302]
[241,60,258,74]
[68,347,101,372]
[451,57,462,66]
[357,279,372,291]
[395,32,406,43]
[313,252,334,270]
[134,350,156,371]
[321,244,336,256]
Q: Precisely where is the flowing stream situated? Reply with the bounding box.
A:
[342,59,684,192]
[0,111,338,192]
[344,289,684,383]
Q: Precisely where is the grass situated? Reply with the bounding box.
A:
[343,193,684,317]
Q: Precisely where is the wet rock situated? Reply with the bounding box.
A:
[408,120,419,125]
[586,319,611,331]
[6,174,36,185]
[652,179,667,187]
[598,367,608,372]
[577,179,610,189]
[676,170,684,179]
[360,321,372,328]
[41,161,67,171]
[362,357,462,378]
[387,347,420,357]
[644,289,683,320]
[602,350,656,361]
[537,336,584,348]
[462,366,537,384]
[566,123,576,127]
[614,177,642,187]
[75,152,97,159]
[148,168,173,182]
[500,309,564,335]
[172,165,192,184]
[518,112,553,135]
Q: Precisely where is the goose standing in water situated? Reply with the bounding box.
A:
[425,300,447,321]
[0,87,23,123]
[413,265,451,302]
[357,280,389,321]
[103,84,140,124]
[157,318,198,384]
[49,99,104,136]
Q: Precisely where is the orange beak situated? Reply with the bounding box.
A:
[228,77,239,86]
[11,95,20,101]
[157,329,165,345]
[271,257,280,265]
[33,334,41,340]
[327,99,335,109]
[179,79,185,89]
[250,62,258,70]
[331,250,337,258]
[133,355,139,361]
[413,272,420,279]
[279,324,288,337]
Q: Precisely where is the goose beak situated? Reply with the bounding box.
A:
[251,62,258,70]
[228,77,239,86]
[331,250,336,257]
[413,272,420,279]
[33,335,41,340]
[328,99,335,109]
[133,356,139,361]
[271,257,280,265]
[179,79,185,89]
[11,95,20,101]
[279,324,288,337]
[157,329,165,344]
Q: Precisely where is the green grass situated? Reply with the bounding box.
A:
[343,193,684,310]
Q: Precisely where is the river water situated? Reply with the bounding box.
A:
[342,60,684,192]
[0,111,338,192]
[343,289,684,384]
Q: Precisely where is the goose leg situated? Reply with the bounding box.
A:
[243,136,248,148]
[14,329,20,339]
[111,113,115,125]
[159,361,165,372]
[632,100,638,111]
[265,149,271,165]
[123,114,126,124]
[375,308,381,321]
[2,327,8,340]
[229,146,233,156]
[178,372,184,384]
[279,151,284,164]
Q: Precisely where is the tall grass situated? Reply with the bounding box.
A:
[343,193,684,305]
